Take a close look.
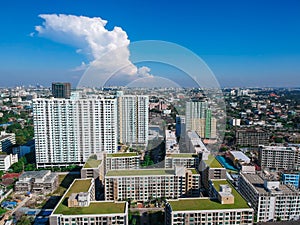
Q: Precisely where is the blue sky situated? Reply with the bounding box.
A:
[0,0,300,87]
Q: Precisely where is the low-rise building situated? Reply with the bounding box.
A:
[166,180,254,225]
[165,153,200,169]
[0,153,18,171]
[258,146,300,171]
[282,173,300,189]
[105,152,140,170]
[50,178,128,225]
[228,151,251,167]
[238,172,300,222]
[15,170,58,194]
[105,167,200,201]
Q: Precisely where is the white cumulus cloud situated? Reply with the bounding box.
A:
[35,14,153,86]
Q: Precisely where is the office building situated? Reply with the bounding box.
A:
[33,97,118,168]
[52,82,71,99]
[105,167,200,201]
[0,131,16,153]
[0,153,18,171]
[166,180,254,225]
[258,146,300,171]
[12,139,35,158]
[185,99,217,139]
[15,170,58,194]
[236,129,269,147]
[238,172,300,222]
[118,94,149,146]
[50,179,128,225]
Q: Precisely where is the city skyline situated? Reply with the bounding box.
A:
[0,0,300,87]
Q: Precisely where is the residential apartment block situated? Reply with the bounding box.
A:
[50,178,128,225]
[166,180,254,225]
[0,153,18,171]
[15,170,58,194]
[118,93,149,147]
[235,129,269,147]
[33,97,118,168]
[258,146,300,171]
[238,172,300,222]
[0,131,16,153]
[105,152,140,171]
[165,153,200,169]
[105,167,200,201]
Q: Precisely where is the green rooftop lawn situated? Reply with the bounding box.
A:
[83,158,102,168]
[107,152,138,157]
[190,169,199,175]
[166,153,198,158]
[65,179,92,197]
[54,201,126,215]
[106,169,174,176]
[169,180,250,211]
[204,154,223,168]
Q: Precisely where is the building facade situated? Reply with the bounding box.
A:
[105,167,200,201]
[236,129,269,147]
[0,132,16,153]
[0,153,18,171]
[118,94,149,147]
[282,173,300,189]
[238,172,300,222]
[33,97,118,168]
[52,82,71,99]
[185,100,217,139]
[15,170,58,194]
[258,146,299,171]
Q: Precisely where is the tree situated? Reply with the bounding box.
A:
[17,216,31,225]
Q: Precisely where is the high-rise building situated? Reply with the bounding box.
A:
[52,82,71,99]
[33,97,118,168]
[118,93,149,146]
[185,99,216,139]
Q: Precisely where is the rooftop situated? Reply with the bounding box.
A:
[204,155,223,168]
[106,152,138,158]
[166,153,198,158]
[83,155,102,168]
[169,180,250,211]
[242,173,300,195]
[54,201,126,215]
[53,179,126,215]
[106,169,175,177]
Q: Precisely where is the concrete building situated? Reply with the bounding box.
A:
[175,115,185,138]
[0,153,18,171]
[0,131,16,153]
[165,130,179,154]
[105,152,140,171]
[186,100,217,139]
[118,94,149,147]
[166,180,254,225]
[236,129,269,147]
[15,170,58,194]
[105,167,201,201]
[186,131,210,156]
[258,146,300,171]
[33,97,118,168]
[165,153,200,169]
[50,178,128,225]
[238,172,300,222]
[228,151,251,167]
[51,82,71,99]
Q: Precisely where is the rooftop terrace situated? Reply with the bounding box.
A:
[106,152,138,157]
[169,180,250,211]
[83,155,102,168]
[204,154,223,168]
[106,169,175,177]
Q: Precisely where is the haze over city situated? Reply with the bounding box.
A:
[1,0,300,87]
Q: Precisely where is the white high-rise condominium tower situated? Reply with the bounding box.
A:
[33,97,118,168]
[118,94,149,146]
[186,99,217,139]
